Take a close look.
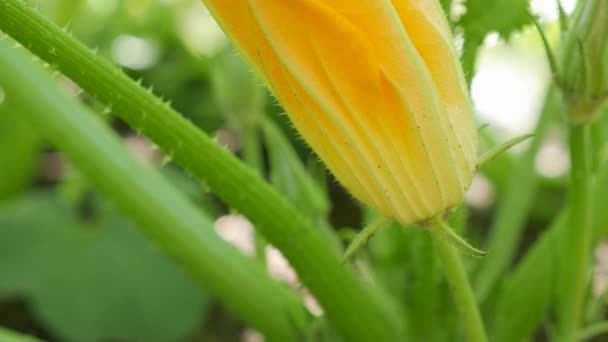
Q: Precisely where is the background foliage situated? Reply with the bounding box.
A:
[0,0,607,341]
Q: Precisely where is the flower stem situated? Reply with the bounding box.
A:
[430,217,488,342]
[557,123,595,341]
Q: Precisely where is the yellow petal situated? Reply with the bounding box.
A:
[203,0,477,224]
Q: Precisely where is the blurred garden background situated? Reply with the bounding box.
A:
[1,0,608,341]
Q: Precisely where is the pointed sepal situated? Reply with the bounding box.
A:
[477,133,534,170]
[428,216,487,257]
[530,14,564,90]
[341,217,392,265]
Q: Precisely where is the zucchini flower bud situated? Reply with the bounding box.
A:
[559,0,608,124]
[204,0,477,225]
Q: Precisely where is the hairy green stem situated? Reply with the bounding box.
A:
[430,217,488,342]
[556,0,606,334]
[557,124,595,341]
[0,39,306,342]
[0,0,405,340]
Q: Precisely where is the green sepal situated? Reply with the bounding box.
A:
[477,133,534,170]
[428,216,488,258]
[341,217,392,264]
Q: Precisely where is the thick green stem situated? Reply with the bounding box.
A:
[0,39,306,342]
[0,1,405,340]
[430,217,488,342]
[556,0,605,335]
[557,124,595,341]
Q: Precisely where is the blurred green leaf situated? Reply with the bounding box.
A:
[439,0,452,19]
[491,216,561,342]
[0,105,41,200]
[0,192,209,342]
[261,119,333,228]
[209,47,268,175]
[0,326,44,342]
[210,48,263,129]
[262,117,343,251]
[366,210,469,342]
[474,87,560,302]
[409,230,440,341]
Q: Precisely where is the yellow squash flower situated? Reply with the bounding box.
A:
[204,0,477,225]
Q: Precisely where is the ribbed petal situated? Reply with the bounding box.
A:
[249,0,431,221]
[204,0,477,224]
[391,0,478,185]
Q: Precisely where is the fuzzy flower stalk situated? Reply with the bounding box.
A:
[204,0,478,227]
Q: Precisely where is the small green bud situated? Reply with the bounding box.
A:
[559,0,608,124]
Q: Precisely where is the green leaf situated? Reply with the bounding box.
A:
[261,118,340,250]
[0,326,43,342]
[460,0,533,41]
[210,48,263,129]
[459,0,533,83]
[365,208,476,341]
[410,230,441,341]
[491,216,562,342]
[474,87,561,302]
[439,0,452,20]
[262,119,329,219]
[0,192,209,342]
[0,104,41,200]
